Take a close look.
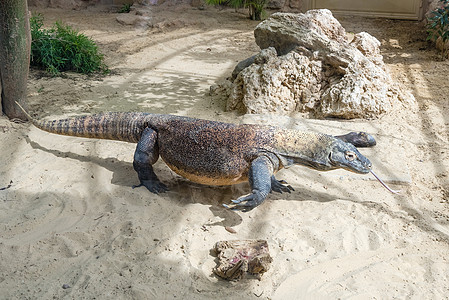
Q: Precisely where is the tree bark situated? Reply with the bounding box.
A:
[0,0,31,119]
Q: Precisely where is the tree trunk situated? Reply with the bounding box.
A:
[0,0,31,119]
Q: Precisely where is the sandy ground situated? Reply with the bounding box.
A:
[1,5,449,299]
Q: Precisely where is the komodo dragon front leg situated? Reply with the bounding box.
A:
[224,154,293,212]
[132,127,168,193]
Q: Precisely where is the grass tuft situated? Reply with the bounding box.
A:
[30,14,108,76]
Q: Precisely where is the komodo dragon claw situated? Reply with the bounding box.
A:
[224,177,294,211]
[222,191,265,212]
[133,179,168,194]
[270,177,295,194]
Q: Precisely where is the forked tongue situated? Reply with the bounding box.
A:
[370,170,400,194]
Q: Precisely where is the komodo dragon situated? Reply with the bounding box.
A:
[18,106,395,211]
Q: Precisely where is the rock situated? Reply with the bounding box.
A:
[213,240,272,281]
[116,6,152,28]
[116,13,151,26]
[254,10,348,56]
[62,283,71,289]
[221,10,414,119]
[227,47,322,114]
[350,32,383,65]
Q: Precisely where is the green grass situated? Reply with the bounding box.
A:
[204,0,267,21]
[30,14,108,76]
[118,3,132,13]
[427,0,449,58]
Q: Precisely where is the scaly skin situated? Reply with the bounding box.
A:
[21,110,374,211]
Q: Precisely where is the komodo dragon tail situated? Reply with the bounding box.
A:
[15,102,149,143]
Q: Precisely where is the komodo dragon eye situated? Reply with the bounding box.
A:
[345,151,357,161]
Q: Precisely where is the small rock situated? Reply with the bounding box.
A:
[225,226,237,234]
[213,240,272,281]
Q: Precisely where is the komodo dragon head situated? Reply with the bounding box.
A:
[328,139,372,174]
[329,138,399,193]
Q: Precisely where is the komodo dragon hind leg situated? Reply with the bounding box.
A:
[224,155,287,212]
[335,132,376,148]
[132,127,168,194]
